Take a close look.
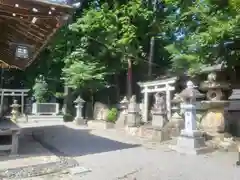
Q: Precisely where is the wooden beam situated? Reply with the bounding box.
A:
[0,3,70,17]
[25,27,59,68]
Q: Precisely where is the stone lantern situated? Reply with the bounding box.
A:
[74,96,85,125]
[171,81,210,154]
[127,95,141,127]
[171,93,183,122]
[10,99,21,122]
[115,96,129,128]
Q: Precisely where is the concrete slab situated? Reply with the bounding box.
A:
[0,135,58,170]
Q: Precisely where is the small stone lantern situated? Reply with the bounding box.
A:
[74,96,85,125]
[127,95,141,127]
[10,99,21,122]
[115,96,129,128]
[120,96,129,110]
[171,81,210,154]
[171,93,183,121]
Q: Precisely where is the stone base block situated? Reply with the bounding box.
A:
[127,113,141,127]
[151,113,167,128]
[125,125,170,142]
[87,120,115,129]
[201,108,225,135]
[74,118,86,126]
[171,130,212,155]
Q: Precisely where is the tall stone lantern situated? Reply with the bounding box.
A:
[171,81,210,154]
[200,72,230,136]
[74,96,85,125]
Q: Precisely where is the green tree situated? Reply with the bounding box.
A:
[61,0,153,92]
[164,0,240,74]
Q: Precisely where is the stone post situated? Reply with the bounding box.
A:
[127,95,140,127]
[74,96,85,125]
[151,93,167,128]
[171,81,210,155]
[115,96,129,128]
[11,130,20,156]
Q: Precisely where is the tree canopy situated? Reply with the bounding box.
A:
[164,0,240,74]
[6,0,239,97]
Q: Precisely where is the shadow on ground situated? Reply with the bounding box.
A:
[30,125,140,157]
[0,125,140,161]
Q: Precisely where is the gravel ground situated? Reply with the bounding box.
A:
[1,123,240,180]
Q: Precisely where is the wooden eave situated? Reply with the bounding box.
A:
[0,0,74,70]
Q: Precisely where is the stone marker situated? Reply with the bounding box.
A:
[93,102,109,120]
[171,81,210,155]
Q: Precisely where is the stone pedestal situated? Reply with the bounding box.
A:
[171,104,210,155]
[74,104,85,125]
[127,111,140,127]
[152,111,167,128]
[201,108,225,136]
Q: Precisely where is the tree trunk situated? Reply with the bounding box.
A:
[147,0,157,79]
[127,58,132,99]
[114,73,120,101]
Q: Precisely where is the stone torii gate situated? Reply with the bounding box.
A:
[138,77,177,122]
[0,89,30,115]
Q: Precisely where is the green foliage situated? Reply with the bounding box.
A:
[55,92,64,99]
[107,108,118,122]
[164,0,240,74]
[49,0,156,91]
[63,113,74,122]
[32,75,49,103]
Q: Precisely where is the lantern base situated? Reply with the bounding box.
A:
[74,117,86,125]
[171,130,212,155]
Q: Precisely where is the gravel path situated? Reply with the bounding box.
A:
[27,124,240,180]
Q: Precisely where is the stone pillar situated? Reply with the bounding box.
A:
[11,130,20,156]
[166,84,171,120]
[171,81,210,155]
[127,95,140,127]
[74,96,85,125]
[143,91,148,123]
[151,93,167,128]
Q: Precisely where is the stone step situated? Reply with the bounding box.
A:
[17,115,63,122]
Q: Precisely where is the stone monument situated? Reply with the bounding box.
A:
[127,95,140,127]
[200,72,230,136]
[151,93,167,128]
[74,96,85,125]
[171,81,210,155]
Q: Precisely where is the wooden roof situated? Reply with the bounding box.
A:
[0,0,74,70]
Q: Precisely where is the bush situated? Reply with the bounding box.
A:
[107,108,118,123]
[63,113,74,122]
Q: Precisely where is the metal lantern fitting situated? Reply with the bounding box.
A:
[15,45,29,59]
